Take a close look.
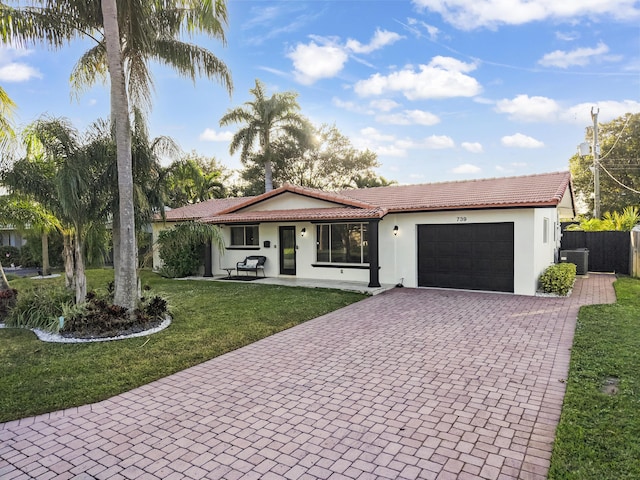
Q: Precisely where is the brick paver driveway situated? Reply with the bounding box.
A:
[1,274,615,480]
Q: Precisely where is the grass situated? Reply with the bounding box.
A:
[549,276,640,479]
[0,269,366,423]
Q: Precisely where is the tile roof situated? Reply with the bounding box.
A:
[160,197,252,221]
[204,206,386,224]
[339,171,572,212]
[212,183,378,216]
[156,172,572,224]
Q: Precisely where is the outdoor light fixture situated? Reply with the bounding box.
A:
[393,225,399,236]
[301,228,306,237]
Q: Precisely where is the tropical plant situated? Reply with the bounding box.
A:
[157,221,224,278]
[220,79,309,193]
[0,85,16,153]
[163,154,228,208]
[566,206,640,231]
[1,0,233,311]
[2,117,116,303]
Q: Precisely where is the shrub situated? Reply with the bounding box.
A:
[158,241,201,278]
[0,288,18,320]
[0,246,21,266]
[539,263,577,296]
[5,285,74,332]
[60,288,169,339]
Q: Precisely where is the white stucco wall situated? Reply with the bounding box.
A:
[153,205,560,296]
[241,193,338,212]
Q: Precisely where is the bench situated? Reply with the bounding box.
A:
[236,255,267,277]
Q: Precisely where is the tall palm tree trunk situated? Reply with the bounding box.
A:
[102,0,138,311]
[41,233,49,276]
[74,229,87,303]
[63,232,75,289]
[264,159,274,192]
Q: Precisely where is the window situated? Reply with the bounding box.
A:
[316,223,369,264]
[230,225,259,247]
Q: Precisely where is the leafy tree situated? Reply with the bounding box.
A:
[570,113,640,215]
[163,153,229,208]
[1,0,233,310]
[220,79,309,193]
[2,117,114,302]
[239,123,392,194]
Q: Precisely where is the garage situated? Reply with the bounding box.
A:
[417,223,514,293]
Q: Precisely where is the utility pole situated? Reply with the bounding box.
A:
[591,107,600,219]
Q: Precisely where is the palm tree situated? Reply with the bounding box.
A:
[0,86,16,153]
[3,117,115,303]
[1,0,232,310]
[0,196,60,290]
[220,79,309,192]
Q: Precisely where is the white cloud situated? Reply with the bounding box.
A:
[346,28,403,54]
[495,94,560,122]
[288,29,402,85]
[555,31,580,41]
[411,0,640,30]
[0,62,41,82]
[495,96,640,124]
[376,109,441,126]
[369,99,400,112]
[452,163,481,174]
[199,128,233,142]
[501,133,544,149]
[461,142,483,153]
[354,128,454,158]
[560,100,640,124]
[406,18,441,40]
[538,42,611,68]
[422,135,455,149]
[287,40,349,85]
[354,56,480,100]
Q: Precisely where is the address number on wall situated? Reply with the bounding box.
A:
[456,216,468,222]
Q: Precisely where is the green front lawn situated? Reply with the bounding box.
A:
[0,269,365,423]
[549,277,640,479]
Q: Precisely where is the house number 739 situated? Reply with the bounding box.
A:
[457,216,467,222]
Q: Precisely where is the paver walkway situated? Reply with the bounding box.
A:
[1,274,616,480]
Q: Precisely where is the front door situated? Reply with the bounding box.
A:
[279,226,296,275]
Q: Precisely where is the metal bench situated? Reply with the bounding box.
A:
[236,255,267,277]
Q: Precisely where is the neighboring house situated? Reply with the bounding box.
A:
[152,171,575,296]
[0,224,25,248]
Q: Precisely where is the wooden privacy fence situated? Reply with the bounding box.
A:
[560,230,631,274]
[632,230,640,277]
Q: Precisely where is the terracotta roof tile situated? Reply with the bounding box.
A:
[161,197,252,221]
[339,171,572,212]
[204,207,386,224]
[213,183,378,216]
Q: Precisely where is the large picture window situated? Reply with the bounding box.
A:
[316,223,369,264]
[230,225,259,247]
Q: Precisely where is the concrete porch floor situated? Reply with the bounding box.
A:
[182,274,396,295]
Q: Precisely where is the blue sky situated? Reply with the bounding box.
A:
[1,0,639,185]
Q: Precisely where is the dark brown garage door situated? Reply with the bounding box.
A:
[417,223,514,293]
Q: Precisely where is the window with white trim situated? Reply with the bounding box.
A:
[230,225,259,247]
[316,223,369,264]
